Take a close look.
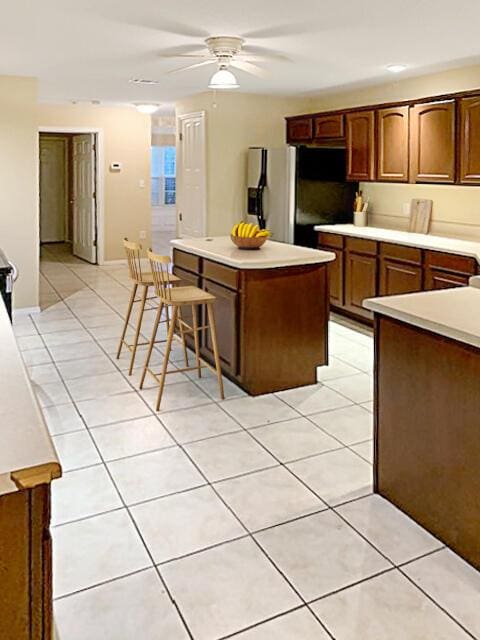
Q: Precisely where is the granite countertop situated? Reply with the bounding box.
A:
[364,284,480,349]
[171,236,335,269]
[0,301,61,496]
[315,224,480,263]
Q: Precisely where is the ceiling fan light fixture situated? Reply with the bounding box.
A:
[386,64,407,73]
[135,103,161,114]
[208,68,239,90]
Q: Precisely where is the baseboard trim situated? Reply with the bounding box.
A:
[101,259,127,265]
[13,306,41,319]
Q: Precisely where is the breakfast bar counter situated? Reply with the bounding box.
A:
[171,236,335,395]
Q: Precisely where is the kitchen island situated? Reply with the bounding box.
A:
[171,236,335,395]
[364,282,480,570]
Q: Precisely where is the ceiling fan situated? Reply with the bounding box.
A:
[160,36,270,88]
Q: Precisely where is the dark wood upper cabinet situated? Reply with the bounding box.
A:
[346,110,375,181]
[314,113,344,140]
[286,117,313,144]
[460,96,480,184]
[410,100,456,183]
[376,106,409,182]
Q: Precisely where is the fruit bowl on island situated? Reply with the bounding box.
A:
[230,222,270,250]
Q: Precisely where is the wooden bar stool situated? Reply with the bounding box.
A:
[116,238,183,375]
[140,251,225,411]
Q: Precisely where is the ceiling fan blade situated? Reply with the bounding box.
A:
[166,59,216,75]
[157,44,208,58]
[242,45,291,62]
[242,23,314,39]
[231,60,267,78]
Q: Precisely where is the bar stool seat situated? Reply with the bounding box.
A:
[140,251,225,411]
[116,238,182,375]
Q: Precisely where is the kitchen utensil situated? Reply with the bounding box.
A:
[408,199,432,234]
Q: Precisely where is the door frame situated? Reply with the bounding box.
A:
[38,126,105,264]
[176,111,207,237]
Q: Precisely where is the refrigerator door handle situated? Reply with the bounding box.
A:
[256,149,267,229]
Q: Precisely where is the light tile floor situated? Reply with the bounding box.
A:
[14,243,480,640]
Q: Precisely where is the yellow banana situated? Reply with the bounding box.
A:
[237,222,245,237]
[231,223,239,236]
[242,223,251,237]
[249,224,259,237]
[256,229,270,237]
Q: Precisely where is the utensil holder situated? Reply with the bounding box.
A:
[354,211,367,227]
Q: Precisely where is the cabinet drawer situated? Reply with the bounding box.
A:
[173,249,200,274]
[424,251,477,276]
[173,266,200,287]
[203,260,239,290]
[318,232,344,250]
[346,237,378,256]
[424,269,471,290]
[379,242,422,265]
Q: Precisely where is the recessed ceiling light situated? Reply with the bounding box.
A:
[135,104,161,114]
[208,68,239,90]
[387,64,407,73]
[129,78,160,85]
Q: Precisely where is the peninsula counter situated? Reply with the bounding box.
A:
[171,237,335,395]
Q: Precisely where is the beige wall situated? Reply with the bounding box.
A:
[176,92,310,235]
[306,64,480,239]
[0,76,39,309]
[37,103,152,261]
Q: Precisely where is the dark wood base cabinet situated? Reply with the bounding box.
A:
[173,249,329,395]
[374,315,480,570]
[318,232,479,323]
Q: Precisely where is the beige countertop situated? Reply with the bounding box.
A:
[171,236,335,269]
[0,303,61,496]
[364,285,480,349]
[315,224,480,263]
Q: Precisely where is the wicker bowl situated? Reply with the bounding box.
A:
[230,235,267,250]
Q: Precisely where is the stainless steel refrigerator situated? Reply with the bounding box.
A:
[247,146,357,247]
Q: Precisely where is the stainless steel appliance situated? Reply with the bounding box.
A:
[247,146,357,246]
[0,249,17,321]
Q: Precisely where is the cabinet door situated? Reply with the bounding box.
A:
[172,266,200,349]
[346,110,375,181]
[460,96,480,184]
[410,101,455,183]
[376,106,409,182]
[380,259,422,296]
[322,247,344,307]
[344,251,377,319]
[201,279,238,376]
[314,114,344,140]
[424,268,470,290]
[286,117,313,143]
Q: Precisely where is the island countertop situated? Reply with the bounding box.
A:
[364,284,480,349]
[171,236,335,269]
[0,301,61,496]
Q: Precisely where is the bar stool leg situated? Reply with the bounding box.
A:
[156,306,178,411]
[128,284,148,376]
[117,283,137,359]
[177,307,189,367]
[206,303,224,399]
[140,301,163,389]
[191,304,201,378]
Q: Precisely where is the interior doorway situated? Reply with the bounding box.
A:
[151,113,177,254]
[39,130,99,264]
[177,111,206,238]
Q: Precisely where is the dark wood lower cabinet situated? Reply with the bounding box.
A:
[173,266,200,349]
[424,268,471,290]
[327,247,344,306]
[379,259,423,295]
[344,251,377,320]
[201,279,238,376]
[375,315,480,570]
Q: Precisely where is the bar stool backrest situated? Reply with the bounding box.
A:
[148,251,173,301]
[123,238,143,283]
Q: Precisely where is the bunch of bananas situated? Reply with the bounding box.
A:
[231,222,270,238]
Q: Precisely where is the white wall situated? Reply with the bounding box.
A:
[0,76,39,309]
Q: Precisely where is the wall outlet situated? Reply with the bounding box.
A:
[139,230,146,240]
[139,179,145,188]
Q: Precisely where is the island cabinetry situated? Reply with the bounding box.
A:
[424,250,477,290]
[345,110,376,181]
[172,244,330,395]
[379,243,423,296]
[460,96,480,184]
[172,265,200,349]
[344,238,378,320]
[410,100,456,183]
[376,106,409,182]
[313,113,344,141]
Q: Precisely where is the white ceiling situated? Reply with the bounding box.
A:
[2,0,480,108]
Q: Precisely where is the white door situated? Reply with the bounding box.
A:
[178,113,206,237]
[72,134,97,263]
[39,136,67,243]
